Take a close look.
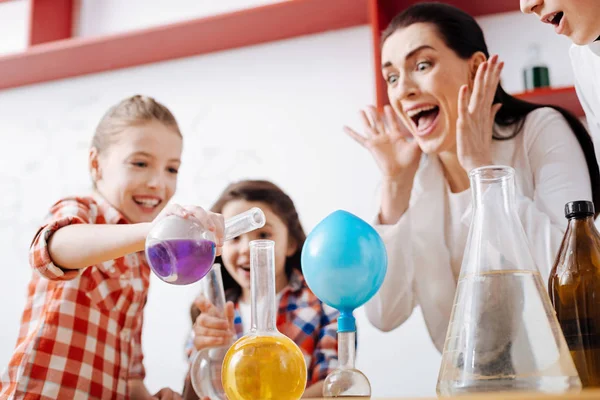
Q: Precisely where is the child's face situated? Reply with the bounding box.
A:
[521,0,600,45]
[220,200,297,292]
[91,120,182,223]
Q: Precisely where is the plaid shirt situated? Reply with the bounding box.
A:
[186,269,340,385]
[0,195,149,400]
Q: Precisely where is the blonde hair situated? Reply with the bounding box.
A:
[92,94,182,152]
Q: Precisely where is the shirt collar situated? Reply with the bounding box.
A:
[91,191,128,225]
[588,40,600,56]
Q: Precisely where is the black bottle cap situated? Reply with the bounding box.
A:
[565,200,595,219]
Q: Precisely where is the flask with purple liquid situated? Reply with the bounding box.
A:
[145,207,266,285]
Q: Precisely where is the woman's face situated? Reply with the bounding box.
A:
[220,200,296,292]
[382,23,482,155]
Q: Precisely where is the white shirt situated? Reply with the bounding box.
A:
[364,107,593,353]
[570,41,600,163]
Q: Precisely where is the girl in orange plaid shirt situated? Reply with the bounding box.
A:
[182,180,340,400]
[0,95,225,400]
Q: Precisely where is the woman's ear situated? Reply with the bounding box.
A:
[468,51,487,87]
[89,147,101,183]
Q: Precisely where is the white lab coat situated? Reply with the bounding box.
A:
[364,107,593,352]
[571,41,600,165]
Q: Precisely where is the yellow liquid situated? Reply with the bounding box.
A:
[222,334,307,400]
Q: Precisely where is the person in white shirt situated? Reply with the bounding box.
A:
[520,0,600,161]
[345,2,600,354]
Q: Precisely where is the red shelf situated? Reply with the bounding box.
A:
[514,86,585,117]
[0,0,368,90]
[381,0,520,19]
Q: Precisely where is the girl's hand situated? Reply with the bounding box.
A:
[345,105,422,181]
[151,388,182,400]
[457,54,504,173]
[152,204,225,255]
[192,294,236,351]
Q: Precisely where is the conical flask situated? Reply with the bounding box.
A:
[221,240,307,400]
[189,263,230,400]
[436,166,582,395]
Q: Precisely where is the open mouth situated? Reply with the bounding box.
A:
[406,105,440,133]
[543,11,563,27]
[133,195,162,210]
[238,265,251,278]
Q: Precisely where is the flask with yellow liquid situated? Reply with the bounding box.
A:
[221,239,307,400]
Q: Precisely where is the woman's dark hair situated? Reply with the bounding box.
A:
[190,180,306,322]
[381,2,600,215]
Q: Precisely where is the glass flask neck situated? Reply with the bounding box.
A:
[224,207,266,242]
[338,331,356,370]
[470,166,515,215]
[201,263,226,313]
[461,165,539,276]
[250,240,277,332]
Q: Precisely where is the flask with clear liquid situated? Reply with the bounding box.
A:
[436,166,582,395]
[145,207,265,285]
[549,200,600,387]
[189,263,231,400]
[221,240,307,400]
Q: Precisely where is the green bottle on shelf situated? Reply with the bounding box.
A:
[523,43,551,91]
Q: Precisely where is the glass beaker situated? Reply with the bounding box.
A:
[549,200,600,387]
[436,166,581,395]
[301,210,387,398]
[145,207,265,285]
[221,240,307,400]
[190,263,231,400]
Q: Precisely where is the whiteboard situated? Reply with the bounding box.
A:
[0,26,441,397]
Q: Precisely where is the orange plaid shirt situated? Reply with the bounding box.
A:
[0,194,149,400]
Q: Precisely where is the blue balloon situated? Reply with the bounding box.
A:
[301,210,387,331]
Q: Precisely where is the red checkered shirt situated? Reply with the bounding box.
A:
[0,194,149,400]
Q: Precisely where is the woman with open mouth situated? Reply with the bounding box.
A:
[345,2,600,355]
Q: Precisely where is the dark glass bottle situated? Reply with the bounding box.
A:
[549,200,600,387]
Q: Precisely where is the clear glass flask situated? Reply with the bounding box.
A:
[189,263,231,400]
[323,331,370,398]
[145,207,265,285]
[436,166,581,395]
[221,240,307,400]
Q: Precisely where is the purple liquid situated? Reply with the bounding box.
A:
[146,239,216,285]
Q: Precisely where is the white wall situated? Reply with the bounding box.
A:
[0,3,582,398]
[477,11,575,93]
[75,0,287,38]
[0,0,28,56]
